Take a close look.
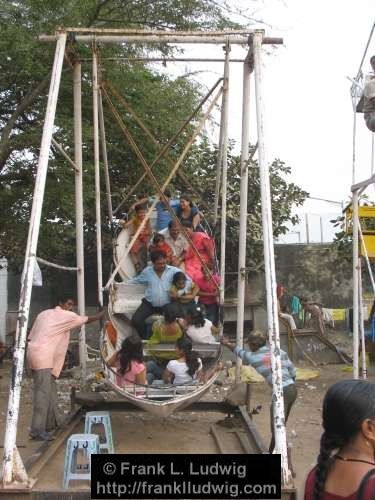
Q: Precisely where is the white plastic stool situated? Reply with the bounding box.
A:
[62,433,99,488]
[84,411,114,454]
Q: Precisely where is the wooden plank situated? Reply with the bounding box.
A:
[210,425,225,454]
[238,405,268,454]
[26,409,82,480]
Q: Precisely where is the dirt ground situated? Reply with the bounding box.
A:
[0,331,372,499]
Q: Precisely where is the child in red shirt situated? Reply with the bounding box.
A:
[149,233,173,265]
[121,203,152,273]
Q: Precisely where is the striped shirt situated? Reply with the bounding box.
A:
[234,345,296,388]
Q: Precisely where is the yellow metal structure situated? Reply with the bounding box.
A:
[345,206,375,259]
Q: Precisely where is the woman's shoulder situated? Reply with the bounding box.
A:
[304,467,316,500]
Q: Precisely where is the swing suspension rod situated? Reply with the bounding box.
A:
[109,76,223,215]
[102,86,221,287]
[105,83,210,214]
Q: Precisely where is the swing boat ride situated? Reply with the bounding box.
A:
[103,224,223,418]
[1,26,310,492]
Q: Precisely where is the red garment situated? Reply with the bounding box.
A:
[185,232,214,282]
[304,467,375,500]
[128,216,151,254]
[149,241,173,263]
[195,273,220,305]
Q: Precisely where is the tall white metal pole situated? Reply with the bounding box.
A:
[213,107,224,227]
[1,34,67,485]
[73,61,87,381]
[98,89,113,225]
[371,133,374,176]
[235,51,252,383]
[253,31,291,484]
[352,189,359,379]
[93,51,103,307]
[358,259,367,379]
[219,41,230,320]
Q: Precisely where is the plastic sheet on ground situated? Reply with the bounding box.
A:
[228,365,321,383]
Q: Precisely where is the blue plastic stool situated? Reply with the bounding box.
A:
[84,411,114,454]
[62,433,99,488]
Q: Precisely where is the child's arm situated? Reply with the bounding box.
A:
[135,368,147,385]
[169,285,179,301]
[211,324,219,336]
[162,368,173,383]
[220,337,252,366]
[180,283,199,302]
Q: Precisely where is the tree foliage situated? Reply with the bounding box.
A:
[0,0,236,274]
[178,139,308,274]
[0,0,308,297]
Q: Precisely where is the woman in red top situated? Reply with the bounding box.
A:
[304,379,375,500]
[181,220,215,283]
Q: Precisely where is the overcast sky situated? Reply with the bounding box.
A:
[169,0,375,216]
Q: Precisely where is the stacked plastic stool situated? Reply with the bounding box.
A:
[62,433,99,489]
[84,411,114,454]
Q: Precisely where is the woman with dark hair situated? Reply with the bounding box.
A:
[107,335,146,387]
[185,304,218,344]
[163,336,202,385]
[304,379,375,499]
[176,193,201,231]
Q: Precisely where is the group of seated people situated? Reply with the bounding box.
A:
[120,190,213,283]
[107,302,219,389]
[126,247,220,337]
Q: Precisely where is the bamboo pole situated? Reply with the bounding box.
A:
[219,41,230,318]
[358,260,367,379]
[352,189,359,379]
[93,51,103,308]
[98,89,113,225]
[36,257,78,271]
[235,51,252,383]
[1,33,67,486]
[40,33,283,45]
[253,31,291,484]
[73,60,87,381]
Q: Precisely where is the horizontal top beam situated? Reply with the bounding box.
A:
[57,27,261,36]
[39,32,283,45]
[80,57,245,63]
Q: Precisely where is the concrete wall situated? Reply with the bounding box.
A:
[274,243,354,308]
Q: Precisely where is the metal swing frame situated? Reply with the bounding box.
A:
[0,28,293,488]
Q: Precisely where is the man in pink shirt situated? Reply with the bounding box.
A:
[27,295,104,441]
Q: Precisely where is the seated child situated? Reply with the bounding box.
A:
[163,336,202,385]
[106,335,146,388]
[149,233,173,265]
[169,271,199,315]
[146,303,183,384]
[195,264,220,326]
[185,304,218,344]
[120,203,151,273]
